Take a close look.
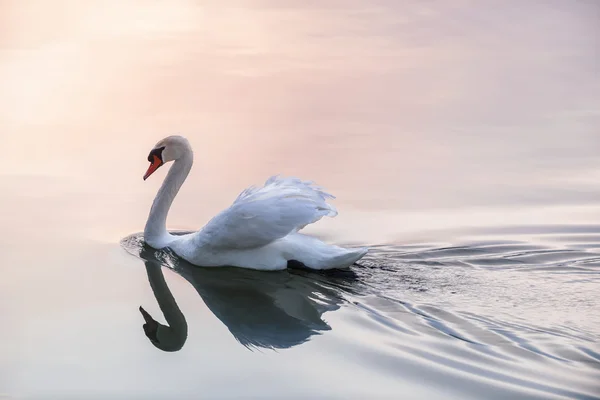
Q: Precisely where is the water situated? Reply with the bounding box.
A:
[1,1,599,399]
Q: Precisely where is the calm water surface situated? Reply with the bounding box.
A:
[1,1,599,399]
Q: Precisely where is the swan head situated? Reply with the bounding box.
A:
[143,135,191,180]
[139,306,186,352]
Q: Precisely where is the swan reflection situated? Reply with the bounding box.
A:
[122,234,358,352]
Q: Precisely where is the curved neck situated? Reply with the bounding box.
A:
[144,151,193,247]
[145,261,188,351]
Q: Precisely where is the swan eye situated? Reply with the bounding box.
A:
[147,146,166,162]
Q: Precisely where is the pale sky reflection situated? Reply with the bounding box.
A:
[1,0,599,243]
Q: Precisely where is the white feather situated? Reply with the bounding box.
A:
[193,176,338,249]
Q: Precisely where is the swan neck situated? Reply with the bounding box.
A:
[144,151,193,246]
[146,264,187,339]
[140,262,188,352]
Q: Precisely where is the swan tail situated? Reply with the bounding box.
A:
[328,247,369,269]
[282,233,368,270]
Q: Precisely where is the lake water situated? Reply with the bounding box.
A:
[1,1,599,399]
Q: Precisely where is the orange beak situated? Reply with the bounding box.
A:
[143,155,163,180]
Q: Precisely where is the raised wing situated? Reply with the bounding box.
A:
[193,176,338,249]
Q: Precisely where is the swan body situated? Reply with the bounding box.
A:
[142,135,368,271]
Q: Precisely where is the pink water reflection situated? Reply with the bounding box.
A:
[1,0,598,243]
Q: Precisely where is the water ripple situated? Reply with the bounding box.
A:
[122,226,600,399]
[345,225,600,398]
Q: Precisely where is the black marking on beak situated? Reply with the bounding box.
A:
[147,146,166,163]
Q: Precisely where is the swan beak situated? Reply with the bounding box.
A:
[143,155,163,180]
[139,306,155,324]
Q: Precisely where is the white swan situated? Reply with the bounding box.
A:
[142,135,368,270]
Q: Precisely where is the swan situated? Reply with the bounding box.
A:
[142,135,368,271]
